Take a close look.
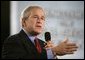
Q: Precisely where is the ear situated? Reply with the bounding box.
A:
[22,18,26,27]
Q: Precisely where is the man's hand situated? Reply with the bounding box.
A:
[51,38,78,56]
[44,41,54,49]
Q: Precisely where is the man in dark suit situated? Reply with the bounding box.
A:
[2,6,78,59]
[2,29,47,59]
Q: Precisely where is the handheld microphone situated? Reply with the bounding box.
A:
[45,32,51,41]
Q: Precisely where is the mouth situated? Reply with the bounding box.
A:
[36,25,42,28]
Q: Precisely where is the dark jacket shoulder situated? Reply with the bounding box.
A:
[2,30,47,59]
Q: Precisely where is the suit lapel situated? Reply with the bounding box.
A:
[17,30,47,58]
[18,30,38,54]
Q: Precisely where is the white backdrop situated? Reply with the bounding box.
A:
[10,1,84,59]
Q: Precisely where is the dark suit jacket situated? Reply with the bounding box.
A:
[1,30,47,59]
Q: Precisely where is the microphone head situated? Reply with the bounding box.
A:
[45,32,51,41]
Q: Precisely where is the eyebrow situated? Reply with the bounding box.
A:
[33,15,45,18]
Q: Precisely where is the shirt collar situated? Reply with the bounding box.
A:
[22,29,37,44]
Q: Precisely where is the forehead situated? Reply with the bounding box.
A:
[30,8,45,16]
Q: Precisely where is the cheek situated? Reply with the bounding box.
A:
[27,20,35,29]
[42,21,45,27]
[24,20,31,29]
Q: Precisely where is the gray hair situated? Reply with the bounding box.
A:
[20,6,45,20]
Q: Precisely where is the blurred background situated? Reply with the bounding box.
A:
[1,1,84,59]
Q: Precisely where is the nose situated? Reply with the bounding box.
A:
[37,18,42,24]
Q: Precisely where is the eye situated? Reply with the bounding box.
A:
[41,18,44,20]
[33,15,45,21]
[33,16,38,19]
[41,17,45,21]
[34,16,37,18]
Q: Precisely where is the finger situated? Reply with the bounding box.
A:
[47,41,53,44]
[65,48,77,54]
[45,44,53,48]
[45,45,48,48]
[65,51,74,54]
[63,38,69,43]
[44,43,47,46]
[44,45,48,48]
[71,48,77,51]
[64,49,74,54]
[66,45,78,49]
[46,41,53,46]
[66,42,78,47]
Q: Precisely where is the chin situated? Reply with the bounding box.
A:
[32,32,40,36]
[30,30,42,36]
[36,31,42,34]
[33,28,43,35]
[35,30,42,35]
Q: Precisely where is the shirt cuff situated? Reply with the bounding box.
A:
[46,48,55,59]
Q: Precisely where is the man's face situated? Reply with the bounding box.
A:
[23,8,45,35]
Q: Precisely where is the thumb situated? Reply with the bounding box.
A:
[63,37,69,43]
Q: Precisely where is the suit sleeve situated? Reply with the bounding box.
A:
[1,36,27,59]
